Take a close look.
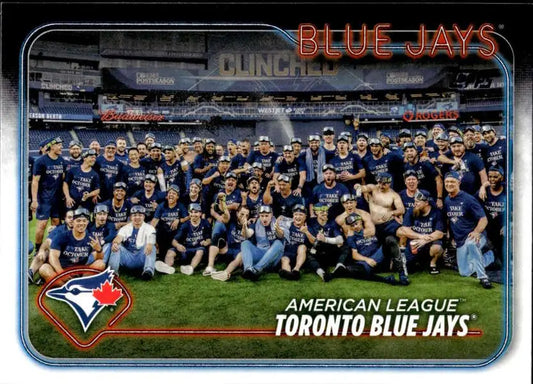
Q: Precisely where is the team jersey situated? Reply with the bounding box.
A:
[192,153,219,176]
[88,221,117,244]
[323,146,337,163]
[444,191,486,248]
[94,156,123,200]
[203,168,229,202]
[310,182,350,219]
[115,152,129,165]
[250,221,279,248]
[330,152,364,189]
[230,153,247,170]
[363,151,403,189]
[244,193,263,220]
[478,188,506,229]
[103,199,132,226]
[270,191,303,218]
[130,189,166,222]
[403,160,439,196]
[153,201,188,232]
[51,230,96,268]
[160,160,185,191]
[442,152,485,195]
[122,227,141,252]
[307,217,342,239]
[63,157,82,173]
[246,150,279,174]
[467,142,488,161]
[483,139,507,169]
[402,206,444,235]
[226,222,247,250]
[174,219,211,248]
[346,230,380,257]
[283,223,310,257]
[180,193,208,216]
[140,156,164,177]
[64,166,100,205]
[274,159,304,190]
[122,163,146,195]
[47,223,71,242]
[33,154,65,202]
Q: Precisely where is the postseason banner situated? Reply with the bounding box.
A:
[3,2,529,377]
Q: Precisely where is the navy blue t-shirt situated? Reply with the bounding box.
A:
[94,156,123,200]
[346,231,380,257]
[274,159,304,190]
[103,199,132,226]
[51,230,95,268]
[123,227,140,252]
[226,222,247,250]
[330,152,364,189]
[161,160,185,191]
[33,154,65,202]
[478,188,506,229]
[310,182,350,219]
[130,190,166,222]
[140,156,164,177]
[402,206,444,235]
[467,142,488,161]
[153,201,188,232]
[174,219,211,248]
[47,223,71,242]
[363,151,403,188]
[399,189,431,211]
[65,166,100,204]
[483,139,506,169]
[88,221,117,244]
[445,191,486,247]
[63,157,82,173]
[246,151,279,174]
[244,193,263,220]
[192,153,219,176]
[122,164,146,195]
[442,152,485,195]
[284,223,310,257]
[270,191,303,217]
[403,160,439,196]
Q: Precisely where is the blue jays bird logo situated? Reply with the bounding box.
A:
[46,268,123,332]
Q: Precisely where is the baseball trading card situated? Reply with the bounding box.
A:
[0,1,531,383]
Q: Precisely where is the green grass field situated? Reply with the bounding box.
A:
[24,220,509,364]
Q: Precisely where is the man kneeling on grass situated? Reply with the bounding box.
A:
[108,205,157,280]
[156,203,212,276]
[39,208,105,286]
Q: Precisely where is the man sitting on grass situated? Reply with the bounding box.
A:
[278,204,312,281]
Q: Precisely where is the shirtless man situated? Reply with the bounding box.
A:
[355,172,409,285]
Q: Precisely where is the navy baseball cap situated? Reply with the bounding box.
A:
[167,184,180,194]
[113,182,127,190]
[188,203,202,212]
[337,135,350,143]
[403,169,419,179]
[340,194,355,203]
[357,133,368,140]
[150,142,162,149]
[252,162,264,170]
[258,205,272,214]
[218,155,231,163]
[398,129,411,137]
[192,137,203,143]
[342,131,353,138]
[69,140,82,148]
[258,136,270,142]
[322,164,336,173]
[435,133,449,141]
[414,190,431,202]
[44,137,63,148]
[205,138,216,145]
[292,204,307,214]
[432,123,445,130]
[308,134,321,142]
[444,171,462,181]
[488,165,505,176]
[145,174,157,183]
[94,204,109,214]
[105,140,117,148]
[402,142,417,151]
[377,172,393,183]
[313,202,329,211]
[73,207,91,220]
[290,137,302,144]
[81,149,97,158]
[415,130,427,137]
[190,178,202,187]
[380,132,391,139]
[323,126,335,135]
[447,125,461,134]
[481,124,495,133]
[463,125,477,133]
[163,145,175,152]
[145,133,156,139]
[368,138,381,146]
[225,171,238,180]
[282,145,293,152]
[345,213,362,225]
[277,174,291,183]
[130,205,147,214]
[450,136,464,145]
[247,176,260,186]
[179,137,191,144]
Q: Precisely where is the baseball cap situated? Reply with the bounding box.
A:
[44,137,63,148]
[167,184,180,194]
[145,133,156,140]
[252,162,264,170]
[435,133,449,141]
[444,171,462,181]
[322,164,336,173]
[247,176,260,186]
[481,124,495,133]
[398,129,411,138]
[94,204,109,214]
[337,135,350,143]
[225,171,238,180]
[127,146,139,153]
[163,145,175,152]
[190,178,202,187]
[345,213,362,225]
[415,130,427,137]
[377,172,392,183]
[340,194,355,203]
[277,174,291,183]
[130,205,147,215]
[463,125,477,133]
[253,141,260,147]
[323,126,335,135]
[73,207,91,220]
[357,133,368,140]
[179,137,191,144]
[403,169,419,179]
[342,131,353,138]
[205,138,216,145]
[290,137,302,144]
[450,136,464,145]
[145,174,157,183]
[380,132,391,139]
[402,142,417,151]
[188,203,202,212]
[192,137,203,143]
[218,155,231,163]
[258,136,270,142]
[258,205,272,214]
[69,140,82,148]
[105,140,117,148]
[368,138,381,146]
[81,149,97,158]
[113,182,127,190]
[447,125,461,134]
[432,123,445,130]
[488,165,505,176]
[292,204,307,214]
[150,142,162,149]
[313,202,330,211]
[414,190,430,202]
[283,145,293,152]
[308,134,321,142]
